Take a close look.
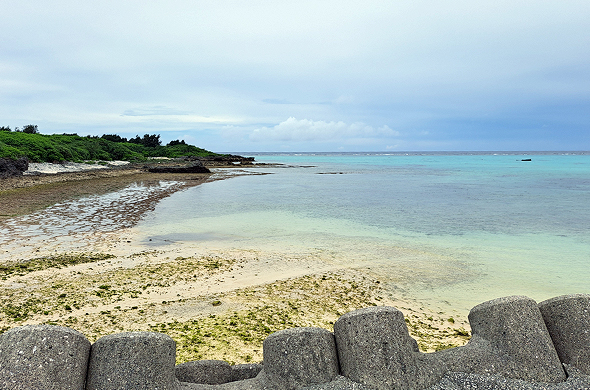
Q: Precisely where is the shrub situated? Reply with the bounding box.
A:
[0,132,219,162]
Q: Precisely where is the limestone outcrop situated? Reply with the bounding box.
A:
[147,161,211,174]
[0,157,29,178]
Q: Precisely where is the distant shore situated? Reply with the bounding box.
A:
[0,156,256,191]
[0,162,213,220]
[0,157,263,219]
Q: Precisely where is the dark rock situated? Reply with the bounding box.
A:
[196,155,255,166]
[0,157,29,178]
[148,161,211,174]
[176,360,233,385]
[539,294,590,375]
[0,325,90,390]
[86,331,181,390]
[260,327,339,390]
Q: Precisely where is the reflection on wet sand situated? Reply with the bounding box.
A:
[0,180,187,261]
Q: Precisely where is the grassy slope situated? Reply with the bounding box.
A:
[0,132,219,163]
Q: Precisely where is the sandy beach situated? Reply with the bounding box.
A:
[0,162,470,364]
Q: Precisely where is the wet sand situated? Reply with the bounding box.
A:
[0,163,212,219]
[0,165,471,364]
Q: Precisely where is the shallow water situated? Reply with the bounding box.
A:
[0,180,186,260]
[134,152,590,313]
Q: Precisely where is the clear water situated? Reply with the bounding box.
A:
[135,152,590,313]
[0,181,185,260]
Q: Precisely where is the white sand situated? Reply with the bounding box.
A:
[0,169,471,363]
[24,161,130,175]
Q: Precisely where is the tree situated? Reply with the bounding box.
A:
[22,124,38,134]
[129,134,161,147]
[0,126,10,132]
[141,134,161,147]
[167,139,187,146]
[101,134,128,143]
[128,135,141,144]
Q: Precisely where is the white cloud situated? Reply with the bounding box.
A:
[250,117,399,143]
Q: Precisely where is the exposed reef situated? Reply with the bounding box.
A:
[147,161,211,174]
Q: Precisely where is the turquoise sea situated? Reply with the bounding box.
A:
[135,152,590,314]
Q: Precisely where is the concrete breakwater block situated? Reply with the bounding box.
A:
[0,325,90,390]
[176,360,233,385]
[445,295,566,382]
[334,306,445,390]
[259,327,339,390]
[86,331,181,390]
[230,364,263,382]
[175,361,262,385]
[539,294,590,375]
[3,294,590,390]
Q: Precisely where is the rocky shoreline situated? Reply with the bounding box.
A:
[0,155,255,188]
[0,155,263,219]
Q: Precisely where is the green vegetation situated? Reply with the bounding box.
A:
[2,298,45,321]
[0,253,115,279]
[0,249,471,362]
[0,130,219,163]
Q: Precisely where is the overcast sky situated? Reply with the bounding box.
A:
[1,1,589,152]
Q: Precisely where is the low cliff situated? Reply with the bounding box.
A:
[1,294,589,389]
[0,157,28,178]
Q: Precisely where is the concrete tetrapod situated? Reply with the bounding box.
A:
[259,327,340,390]
[86,331,181,390]
[442,295,566,382]
[230,364,263,382]
[176,360,233,385]
[3,294,590,390]
[539,294,590,375]
[333,306,446,390]
[0,325,90,390]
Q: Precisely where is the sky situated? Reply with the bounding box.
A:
[1,1,589,152]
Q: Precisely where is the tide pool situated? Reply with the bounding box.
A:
[134,152,590,313]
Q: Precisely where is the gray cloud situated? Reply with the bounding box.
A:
[0,1,588,151]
